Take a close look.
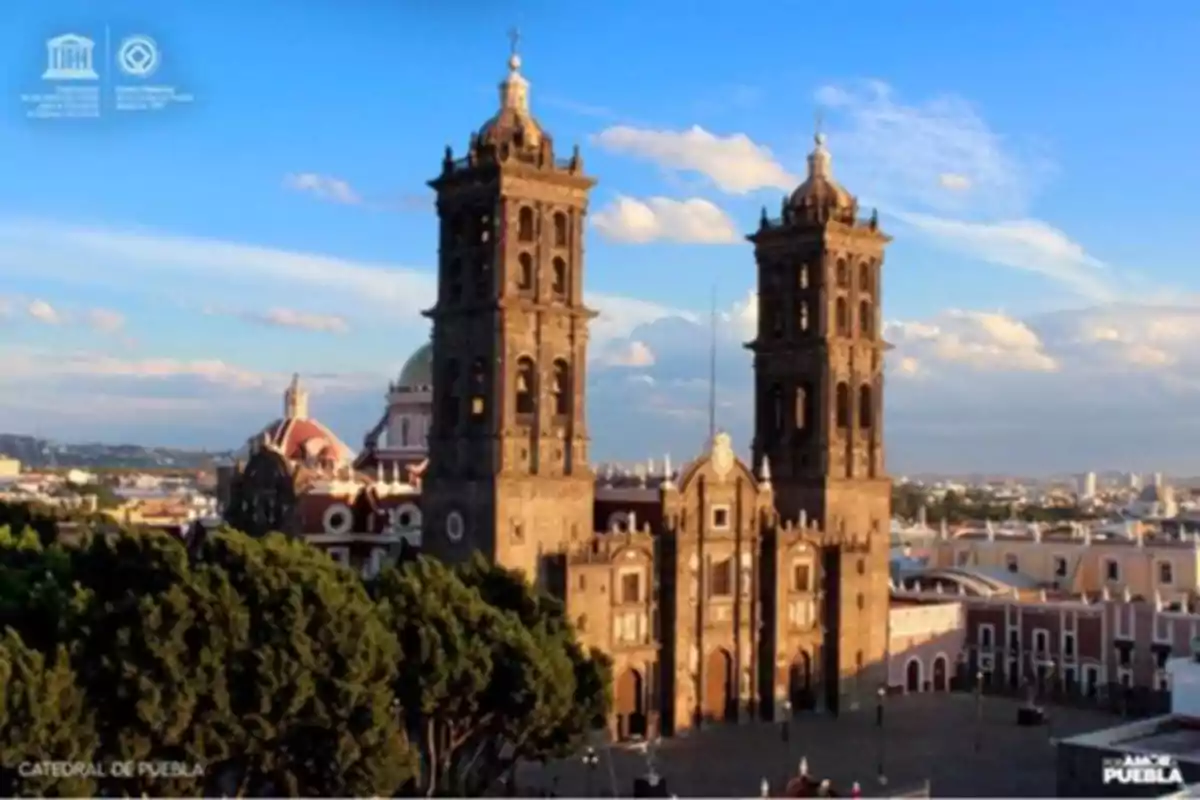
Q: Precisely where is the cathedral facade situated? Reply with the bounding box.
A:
[417,45,895,739]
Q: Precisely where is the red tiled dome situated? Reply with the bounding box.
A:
[256,416,353,467]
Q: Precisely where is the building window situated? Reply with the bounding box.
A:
[1034,630,1049,654]
[709,558,733,597]
[1117,646,1132,667]
[1159,560,1174,585]
[798,302,809,332]
[469,358,486,419]
[835,297,849,336]
[518,206,535,242]
[1004,553,1019,573]
[835,382,850,428]
[856,593,865,610]
[441,360,460,427]
[551,360,570,417]
[475,257,492,297]
[859,300,873,337]
[620,572,642,605]
[792,561,811,592]
[794,386,808,430]
[798,264,809,289]
[551,257,567,296]
[770,383,785,432]
[400,417,410,447]
[553,212,568,247]
[577,614,588,633]
[1064,632,1076,658]
[956,549,970,567]
[859,262,871,293]
[517,252,534,291]
[1008,629,1020,652]
[447,258,463,302]
[858,385,873,428]
[836,258,849,288]
[978,624,994,650]
[1105,559,1120,582]
[515,357,537,416]
[1053,556,1067,578]
[711,506,730,530]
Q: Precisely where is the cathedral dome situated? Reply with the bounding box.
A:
[396,342,433,390]
[788,133,857,221]
[245,375,354,467]
[473,42,550,157]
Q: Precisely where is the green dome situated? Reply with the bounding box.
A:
[397,342,433,389]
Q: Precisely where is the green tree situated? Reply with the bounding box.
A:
[376,555,611,796]
[0,629,98,797]
[0,525,415,797]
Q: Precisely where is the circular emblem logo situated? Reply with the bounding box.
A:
[446,510,465,543]
[117,35,159,77]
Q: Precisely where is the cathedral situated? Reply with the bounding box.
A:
[222,41,893,739]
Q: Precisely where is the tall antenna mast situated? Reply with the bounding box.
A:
[708,285,717,443]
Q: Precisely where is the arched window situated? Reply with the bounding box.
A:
[859,300,872,337]
[835,382,850,428]
[551,257,567,296]
[517,252,534,291]
[836,259,849,288]
[552,360,570,416]
[798,302,809,332]
[515,357,537,416]
[794,385,808,430]
[836,297,849,336]
[554,212,569,247]
[859,262,872,293]
[518,207,535,242]
[441,360,460,427]
[446,259,463,302]
[476,258,492,297]
[771,383,785,431]
[859,384,874,428]
[470,358,486,419]
[400,417,410,446]
[798,264,809,290]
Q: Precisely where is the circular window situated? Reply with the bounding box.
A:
[323,504,353,535]
[446,510,465,542]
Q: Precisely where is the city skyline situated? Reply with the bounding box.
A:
[1,1,1199,473]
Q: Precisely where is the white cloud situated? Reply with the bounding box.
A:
[599,340,656,367]
[813,81,1125,303]
[0,219,687,348]
[284,173,362,205]
[938,173,971,192]
[587,292,1200,471]
[27,299,61,325]
[892,213,1115,302]
[592,197,739,244]
[85,308,126,333]
[255,308,350,334]
[592,125,796,194]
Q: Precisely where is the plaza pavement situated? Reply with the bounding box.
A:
[523,693,1119,797]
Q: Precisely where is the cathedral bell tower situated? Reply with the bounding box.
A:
[422,36,597,581]
[746,132,892,712]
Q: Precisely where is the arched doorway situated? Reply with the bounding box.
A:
[932,655,948,691]
[789,651,814,710]
[615,667,647,740]
[703,649,734,722]
[905,658,922,693]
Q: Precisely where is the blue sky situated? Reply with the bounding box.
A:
[1,0,1199,473]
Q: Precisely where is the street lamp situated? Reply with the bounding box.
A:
[582,746,600,797]
[974,670,984,753]
[875,685,887,786]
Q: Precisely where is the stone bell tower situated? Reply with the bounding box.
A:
[747,132,893,713]
[422,35,597,582]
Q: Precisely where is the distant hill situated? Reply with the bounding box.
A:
[0,433,233,470]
